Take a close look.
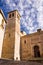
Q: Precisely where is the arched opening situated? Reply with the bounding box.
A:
[34,45,40,57]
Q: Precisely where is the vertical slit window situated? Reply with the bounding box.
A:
[12,13,14,17]
[9,14,11,18]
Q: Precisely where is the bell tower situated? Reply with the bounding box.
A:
[2,10,20,60]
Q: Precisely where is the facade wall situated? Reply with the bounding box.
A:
[20,31,43,60]
[20,36,31,60]
[0,13,6,58]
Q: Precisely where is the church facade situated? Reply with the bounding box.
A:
[20,29,43,60]
[0,9,43,61]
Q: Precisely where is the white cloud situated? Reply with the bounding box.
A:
[36,0,43,30]
[2,0,43,34]
[5,0,10,4]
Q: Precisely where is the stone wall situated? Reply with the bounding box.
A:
[20,30,43,60]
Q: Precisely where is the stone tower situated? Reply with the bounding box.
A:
[2,10,20,60]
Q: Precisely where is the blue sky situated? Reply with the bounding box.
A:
[0,0,43,34]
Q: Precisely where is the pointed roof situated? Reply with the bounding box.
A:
[8,10,21,17]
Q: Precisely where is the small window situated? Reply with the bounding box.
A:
[12,13,14,17]
[24,40,26,44]
[9,14,11,18]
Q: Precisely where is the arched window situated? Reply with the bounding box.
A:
[33,45,40,57]
[12,13,14,17]
[24,40,26,44]
[9,14,11,18]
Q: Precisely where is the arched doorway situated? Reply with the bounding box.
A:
[34,45,40,57]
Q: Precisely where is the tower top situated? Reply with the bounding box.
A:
[8,10,21,17]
